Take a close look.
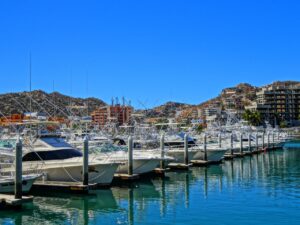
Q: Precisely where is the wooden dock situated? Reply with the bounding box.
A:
[113,174,139,181]
[168,163,192,170]
[111,174,140,186]
[0,194,33,209]
[234,152,246,157]
[224,154,236,160]
[151,168,170,177]
[191,160,222,167]
[32,181,97,194]
[243,151,254,156]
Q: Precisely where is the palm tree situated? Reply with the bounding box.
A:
[242,110,262,126]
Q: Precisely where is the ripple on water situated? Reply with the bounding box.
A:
[1,148,300,225]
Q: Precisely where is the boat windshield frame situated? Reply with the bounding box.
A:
[22,149,82,161]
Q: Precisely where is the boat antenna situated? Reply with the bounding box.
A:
[86,71,89,116]
[70,69,73,106]
[29,52,32,114]
[53,80,55,117]
[29,52,33,141]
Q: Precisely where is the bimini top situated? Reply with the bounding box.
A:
[22,136,82,161]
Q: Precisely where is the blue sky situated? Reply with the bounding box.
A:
[0,0,300,109]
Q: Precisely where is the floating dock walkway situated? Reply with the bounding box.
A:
[0,194,33,209]
[32,181,98,194]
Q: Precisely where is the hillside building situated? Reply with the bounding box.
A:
[91,104,133,126]
[246,83,300,126]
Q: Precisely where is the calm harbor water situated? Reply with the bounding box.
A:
[1,145,300,225]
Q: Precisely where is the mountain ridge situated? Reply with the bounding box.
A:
[0,80,299,119]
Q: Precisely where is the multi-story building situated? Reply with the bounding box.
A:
[246,83,300,125]
[91,104,133,126]
[202,107,221,117]
[197,107,221,124]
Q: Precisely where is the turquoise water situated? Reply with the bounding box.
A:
[284,140,300,149]
[1,147,300,225]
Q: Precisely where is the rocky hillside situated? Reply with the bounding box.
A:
[0,80,299,120]
[138,101,192,118]
[265,80,300,88]
[0,90,106,117]
[149,81,299,121]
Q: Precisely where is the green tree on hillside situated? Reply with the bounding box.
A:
[242,110,262,126]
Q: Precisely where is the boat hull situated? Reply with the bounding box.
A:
[166,149,198,164]
[0,175,40,194]
[116,158,161,174]
[192,149,227,162]
[37,163,119,186]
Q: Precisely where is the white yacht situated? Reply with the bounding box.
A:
[164,134,227,163]
[1,134,121,186]
[192,144,229,162]
[89,143,170,175]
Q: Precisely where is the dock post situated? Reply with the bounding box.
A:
[15,137,22,199]
[184,134,189,165]
[204,134,207,161]
[248,133,252,152]
[272,132,275,149]
[262,132,265,149]
[160,134,165,169]
[128,136,133,175]
[83,136,89,186]
[240,133,243,154]
[218,133,222,148]
[255,133,258,152]
[267,132,270,149]
[230,133,233,155]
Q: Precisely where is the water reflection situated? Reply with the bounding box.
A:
[1,149,300,224]
[221,149,300,201]
[0,189,123,225]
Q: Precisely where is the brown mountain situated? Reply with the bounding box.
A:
[0,90,106,117]
[139,101,193,118]
[153,81,299,121]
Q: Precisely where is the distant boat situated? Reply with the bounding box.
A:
[0,174,41,194]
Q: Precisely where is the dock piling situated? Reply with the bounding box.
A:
[15,137,22,199]
[262,132,265,149]
[248,133,252,153]
[160,134,165,169]
[230,133,234,155]
[83,136,89,186]
[255,133,258,152]
[204,134,207,161]
[184,134,189,165]
[128,136,133,176]
[240,133,243,154]
[272,132,275,149]
[218,133,222,148]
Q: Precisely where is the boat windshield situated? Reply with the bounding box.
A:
[22,149,82,161]
[90,143,127,153]
[41,137,72,148]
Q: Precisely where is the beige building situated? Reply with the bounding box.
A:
[246,83,300,125]
[91,104,133,126]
